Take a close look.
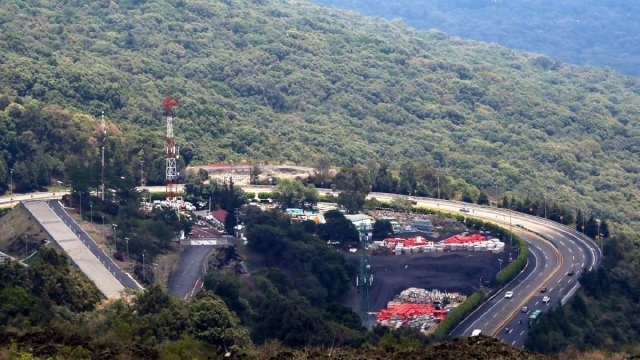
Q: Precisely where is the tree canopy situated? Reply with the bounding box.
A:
[311,0,640,77]
[0,0,638,231]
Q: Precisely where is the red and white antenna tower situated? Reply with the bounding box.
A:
[162,95,179,201]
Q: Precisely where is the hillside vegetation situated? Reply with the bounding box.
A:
[1,0,640,228]
[311,0,640,76]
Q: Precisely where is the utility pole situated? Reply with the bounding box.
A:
[543,192,547,219]
[90,203,93,222]
[101,111,106,201]
[9,168,13,208]
[436,176,440,200]
[79,191,82,218]
[125,237,130,261]
[358,223,370,329]
[140,161,144,187]
[498,259,503,272]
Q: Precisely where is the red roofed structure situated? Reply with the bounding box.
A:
[210,209,227,226]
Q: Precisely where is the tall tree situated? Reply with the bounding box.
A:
[334,167,371,214]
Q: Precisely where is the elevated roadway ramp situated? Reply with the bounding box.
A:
[21,201,125,299]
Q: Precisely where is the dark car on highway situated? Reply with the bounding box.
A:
[540,287,548,293]
[567,270,576,276]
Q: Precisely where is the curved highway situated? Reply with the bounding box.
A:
[238,186,601,346]
[3,184,601,347]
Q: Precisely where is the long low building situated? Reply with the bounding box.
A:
[22,201,125,298]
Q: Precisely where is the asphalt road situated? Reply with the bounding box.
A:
[47,200,142,290]
[167,244,214,299]
[9,185,601,342]
[240,186,600,347]
[167,225,223,299]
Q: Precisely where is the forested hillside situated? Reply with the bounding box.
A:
[311,0,640,76]
[2,0,640,227]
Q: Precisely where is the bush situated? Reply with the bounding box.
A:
[114,251,125,262]
[257,192,271,199]
[245,192,256,199]
[433,289,486,338]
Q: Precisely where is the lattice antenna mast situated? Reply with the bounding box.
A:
[101,111,106,201]
[162,96,179,202]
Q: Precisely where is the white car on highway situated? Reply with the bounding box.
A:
[542,296,550,304]
[504,291,514,299]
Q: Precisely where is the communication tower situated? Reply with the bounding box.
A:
[358,222,371,328]
[162,95,179,202]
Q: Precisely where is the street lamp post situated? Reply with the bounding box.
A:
[494,184,498,206]
[498,259,503,272]
[125,237,130,260]
[596,219,602,253]
[90,203,93,223]
[142,251,146,283]
[140,161,144,187]
[102,215,105,250]
[68,182,73,208]
[509,209,513,247]
[111,224,118,252]
[153,263,158,285]
[436,176,440,200]
[9,168,13,208]
[543,192,547,219]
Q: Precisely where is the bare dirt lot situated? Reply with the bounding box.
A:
[342,247,514,313]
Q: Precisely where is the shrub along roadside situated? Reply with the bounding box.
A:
[433,289,486,338]
[409,206,529,336]
[464,217,529,287]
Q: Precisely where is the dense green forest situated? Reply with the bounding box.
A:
[311,0,640,76]
[526,232,640,356]
[2,0,640,231]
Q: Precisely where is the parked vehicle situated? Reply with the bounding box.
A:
[460,207,470,212]
[471,329,482,337]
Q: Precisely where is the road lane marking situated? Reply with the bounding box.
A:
[557,279,562,283]
[535,301,538,305]
[520,331,524,336]
[512,341,516,345]
[573,255,575,260]
[560,287,564,292]
[568,248,572,253]
[462,240,540,335]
